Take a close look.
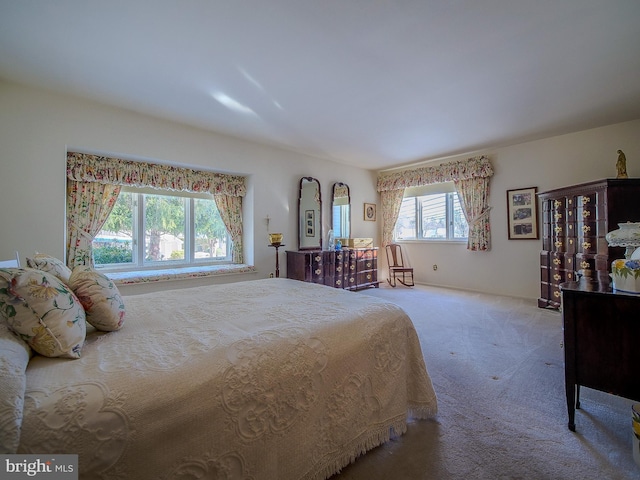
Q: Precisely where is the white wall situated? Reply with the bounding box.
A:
[0,80,378,294]
[2,80,639,300]
[389,119,640,299]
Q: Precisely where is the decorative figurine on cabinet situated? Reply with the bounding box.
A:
[616,149,628,179]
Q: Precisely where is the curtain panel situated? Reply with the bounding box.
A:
[376,155,493,251]
[454,176,492,251]
[380,189,405,247]
[66,181,121,268]
[66,152,247,267]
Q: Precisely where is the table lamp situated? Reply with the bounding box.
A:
[605,222,640,293]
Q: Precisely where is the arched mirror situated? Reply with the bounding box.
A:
[331,182,350,240]
[298,177,322,250]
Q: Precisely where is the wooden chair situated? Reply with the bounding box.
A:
[0,251,20,268]
[385,244,414,287]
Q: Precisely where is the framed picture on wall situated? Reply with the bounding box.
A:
[364,203,376,221]
[305,210,315,237]
[506,187,538,240]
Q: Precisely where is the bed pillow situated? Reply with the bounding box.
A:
[0,268,85,358]
[68,265,125,332]
[25,253,72,284]
[0,321,31,454]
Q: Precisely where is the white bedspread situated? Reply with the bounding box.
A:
[18,278,437,479]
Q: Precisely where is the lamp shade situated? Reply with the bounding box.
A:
[605,222,640,249]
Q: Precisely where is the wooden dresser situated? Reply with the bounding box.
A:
[286,248,380,290]
[537,178,640,309]
[561,279,640,431]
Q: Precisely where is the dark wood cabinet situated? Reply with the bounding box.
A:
[538,179,640,309]
[286,248,379,290]
[560,280,640,431]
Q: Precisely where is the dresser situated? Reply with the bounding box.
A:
[560,279,640,431]
[286,248,380,290]
[537,178,640,309]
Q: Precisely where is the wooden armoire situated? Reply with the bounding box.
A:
[537,178,640,309]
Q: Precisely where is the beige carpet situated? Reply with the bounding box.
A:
[330,283,639,480]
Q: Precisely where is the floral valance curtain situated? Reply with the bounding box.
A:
[333,183,349,198]
[66,152,247,267]
[376,155,493,251]
[67,152,246,197]
[376,155,493,192]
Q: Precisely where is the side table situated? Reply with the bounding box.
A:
[561,278,640,431]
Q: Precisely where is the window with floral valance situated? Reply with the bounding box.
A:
[65,152,247,268]
[377,155,494,251]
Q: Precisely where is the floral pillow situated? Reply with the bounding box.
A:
[0,321,31,453]
[25,253,72,284]
[0,268,85,359]
[68,266,125,332]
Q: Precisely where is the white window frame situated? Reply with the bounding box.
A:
[94,187,232,271]
[394,183,468,243]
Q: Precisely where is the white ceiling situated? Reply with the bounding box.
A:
[1,1,640,171]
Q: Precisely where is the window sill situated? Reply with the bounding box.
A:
[106,264,256,286]
[395,239,467,245]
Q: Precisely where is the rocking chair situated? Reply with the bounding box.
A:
[385,243,414,287]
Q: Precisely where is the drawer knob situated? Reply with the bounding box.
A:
[554,274,561,281]
[554,291,561,298]
[582,210,591,218]
[582,225,591,233]
[582,241,591,249]
[553,258,561,265]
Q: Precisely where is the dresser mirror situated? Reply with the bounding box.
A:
[331,182,351,240]
[298,177,322,250]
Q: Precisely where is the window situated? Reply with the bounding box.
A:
[93,188,231,269]
[394,186,468,241]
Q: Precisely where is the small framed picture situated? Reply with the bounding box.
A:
[506,187,538,240]
[364,203,376,221]
[305,210,315,236]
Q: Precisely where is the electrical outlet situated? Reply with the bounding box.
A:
[432,264,438,271]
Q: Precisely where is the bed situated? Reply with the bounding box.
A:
[2,275,437,479]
